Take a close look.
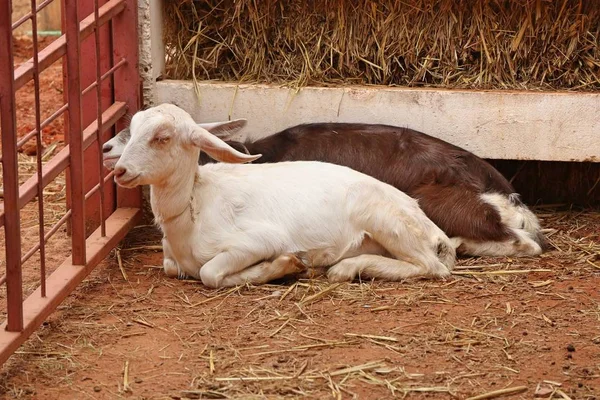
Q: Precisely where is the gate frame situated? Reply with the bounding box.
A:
[0,0,142,365]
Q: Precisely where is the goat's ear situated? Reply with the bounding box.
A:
[188,125,261,164]
[197,118,247,140]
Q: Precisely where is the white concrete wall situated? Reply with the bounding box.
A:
[138,0,164,107]
[155,80,600,162]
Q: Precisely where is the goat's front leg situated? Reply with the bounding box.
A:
[162,237,189,279]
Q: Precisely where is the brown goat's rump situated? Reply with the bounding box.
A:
[1,208,599,399]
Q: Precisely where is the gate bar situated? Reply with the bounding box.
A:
[65,0,87,265]
[112,0,142,208]
[93,0,107,237]
[0,0,24,332]
[29,0,48,297]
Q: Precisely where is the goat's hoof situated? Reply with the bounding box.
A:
[293,251,310,266]
[163,258,180,278]
[434,265,452,278]
[281,253,309,275]
[164,259,190,280]
[326,265,355,283]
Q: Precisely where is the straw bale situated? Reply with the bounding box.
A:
[163,0,600,90]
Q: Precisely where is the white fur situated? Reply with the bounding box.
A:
[113,104,456,288]
[456,193,543,257]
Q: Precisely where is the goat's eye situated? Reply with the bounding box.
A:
[152,136,170,145]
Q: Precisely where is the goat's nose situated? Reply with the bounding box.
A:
[102,143,112,153]
[114,166,127,178]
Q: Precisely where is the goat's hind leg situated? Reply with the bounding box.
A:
[294,236,388,279]
[327,254,450,283]
[219,254,308,287]
[456,232,542,257]
[349,185,455,274]
[200,250,308,288]
[356,207,453,276]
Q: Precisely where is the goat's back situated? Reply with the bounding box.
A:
[244,123,514,196]
[196,160,433,248]
[238,123,523,243]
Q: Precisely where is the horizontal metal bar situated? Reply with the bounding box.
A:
[17,169,117,268]
[81,58,127,96]
[14,0,125,91]
[11,0,56,31]
[18,169,115,266]
[8,104,69,160]
[0,101,127,229]
[85,170,116,201]
[0,207,142,365]
[21,210,71,265]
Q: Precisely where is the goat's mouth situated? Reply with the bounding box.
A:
[102,155,122,170]
[115,173,141,188]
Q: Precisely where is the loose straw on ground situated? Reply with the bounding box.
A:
[466,386,527,400]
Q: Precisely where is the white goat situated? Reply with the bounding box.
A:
[113,103,456,288]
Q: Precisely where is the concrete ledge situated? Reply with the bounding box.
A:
[156,80,599,162]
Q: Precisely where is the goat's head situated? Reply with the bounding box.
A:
[103,127,131,170]
[113,103,261,188]
[103,111,248,171]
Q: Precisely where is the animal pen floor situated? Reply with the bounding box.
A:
[2,36,600,400]
[0,210,599,400]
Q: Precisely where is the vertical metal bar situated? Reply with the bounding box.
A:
[0,0,24,331]
[80,0,115,232]
[61,0,72,237]
[113,0,142,208]
[31,0,48,297]
[64,0,86,265]
[94,0,106,237]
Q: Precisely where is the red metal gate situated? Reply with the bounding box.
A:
[0,0,142,364]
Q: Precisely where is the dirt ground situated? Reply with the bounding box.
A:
[2,35,600,400]
[0,208,599,400]
[12,35,65,148]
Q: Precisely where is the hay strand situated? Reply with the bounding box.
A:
[466,385,527,400]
